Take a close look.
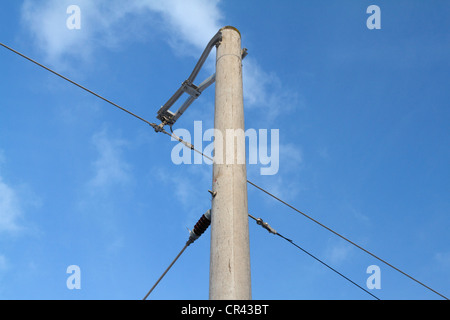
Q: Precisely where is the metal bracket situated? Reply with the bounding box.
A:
[256,218,277,235]
[156,30,222,128]
[181,80,201,98]
[249,213,277,235]
[156,30,248,130]
[208,189,217,198]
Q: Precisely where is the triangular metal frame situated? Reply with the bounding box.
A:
[155,30,247,131]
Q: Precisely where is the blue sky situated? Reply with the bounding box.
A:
[0,0,449,300]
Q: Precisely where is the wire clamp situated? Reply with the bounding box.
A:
[250,214,277,235]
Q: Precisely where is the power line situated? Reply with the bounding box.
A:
[2,41,447,300]
[247,181,449,300]
[157,128,448,300]
[248,214,380,300]
[0,42,214,300]
[161,130,446,299]
[0,41,215,160]
[166,128,448,300]
[142,210,211,300]
[143,242,189,300]
[0,42,158,129]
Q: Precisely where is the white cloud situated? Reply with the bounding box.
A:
[87,129,131,192]
[0,255,7,271]
[244,60,282,115]
[20,1,303,199]
[435,252,450,268]
[152,162,212,231]
[0,176,23,234]
[21,0,91,66]
[325,241,353,266]
[135,0,223,51]
[0,151,41,236]
[154,164,209,206]
[20,0,299,120]
[20,0,222,66]
[247,141,304,203]
[280,143,303,170]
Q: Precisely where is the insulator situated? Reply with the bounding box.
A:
[193,215,211,237]
[188,209,211,244]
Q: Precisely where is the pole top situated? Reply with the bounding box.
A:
[220,26,241,37]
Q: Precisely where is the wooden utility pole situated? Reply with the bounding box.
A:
[209,26,251,300]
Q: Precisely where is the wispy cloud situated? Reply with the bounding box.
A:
[20,0,304,202]
[21,0,92,66]
[435,252,450,268]
[135,0,223,51]
[0,150,23,234]
[20,0,299,117]
[0,176,23,234]
[87,128,131,193]
[153,164,211,228]
[325,240,353,266]
[0,151,41,236]
[243,59,301,123]
[0,255,7,271]
[75,128,133,256]
[20,0,222,66]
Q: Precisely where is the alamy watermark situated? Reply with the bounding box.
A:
[66,5,81,30]
[66,265,81,290]
[366,5,381,30]
[170,121,279,176]
[65,4,380,31]
[366,265,381,290]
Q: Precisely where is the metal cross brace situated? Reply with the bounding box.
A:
[155,30,248,131]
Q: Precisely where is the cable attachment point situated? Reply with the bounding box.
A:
[249,213,277,235]
[241,48,248,60]
[208,189,217,198]
[152,121,166,133]
[187,209,212,245]
[155,30,222,129]
[256,218,277,235]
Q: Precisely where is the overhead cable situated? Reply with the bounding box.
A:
[0,41,215,161]
[0,42,158,129]
[246,182,449,300]
[2,41,447,301]
[142,209,211,300]
[248,214,380,300]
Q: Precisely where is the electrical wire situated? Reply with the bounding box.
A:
[160,129,214,162]
[0,42,158,129]
[247,181,449,300]
[2,41,447,300]
[248,214,380,300]
[167,127,448,301]
[142,210,212,300]
[142,242,189,300]
[0,42,213,160]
